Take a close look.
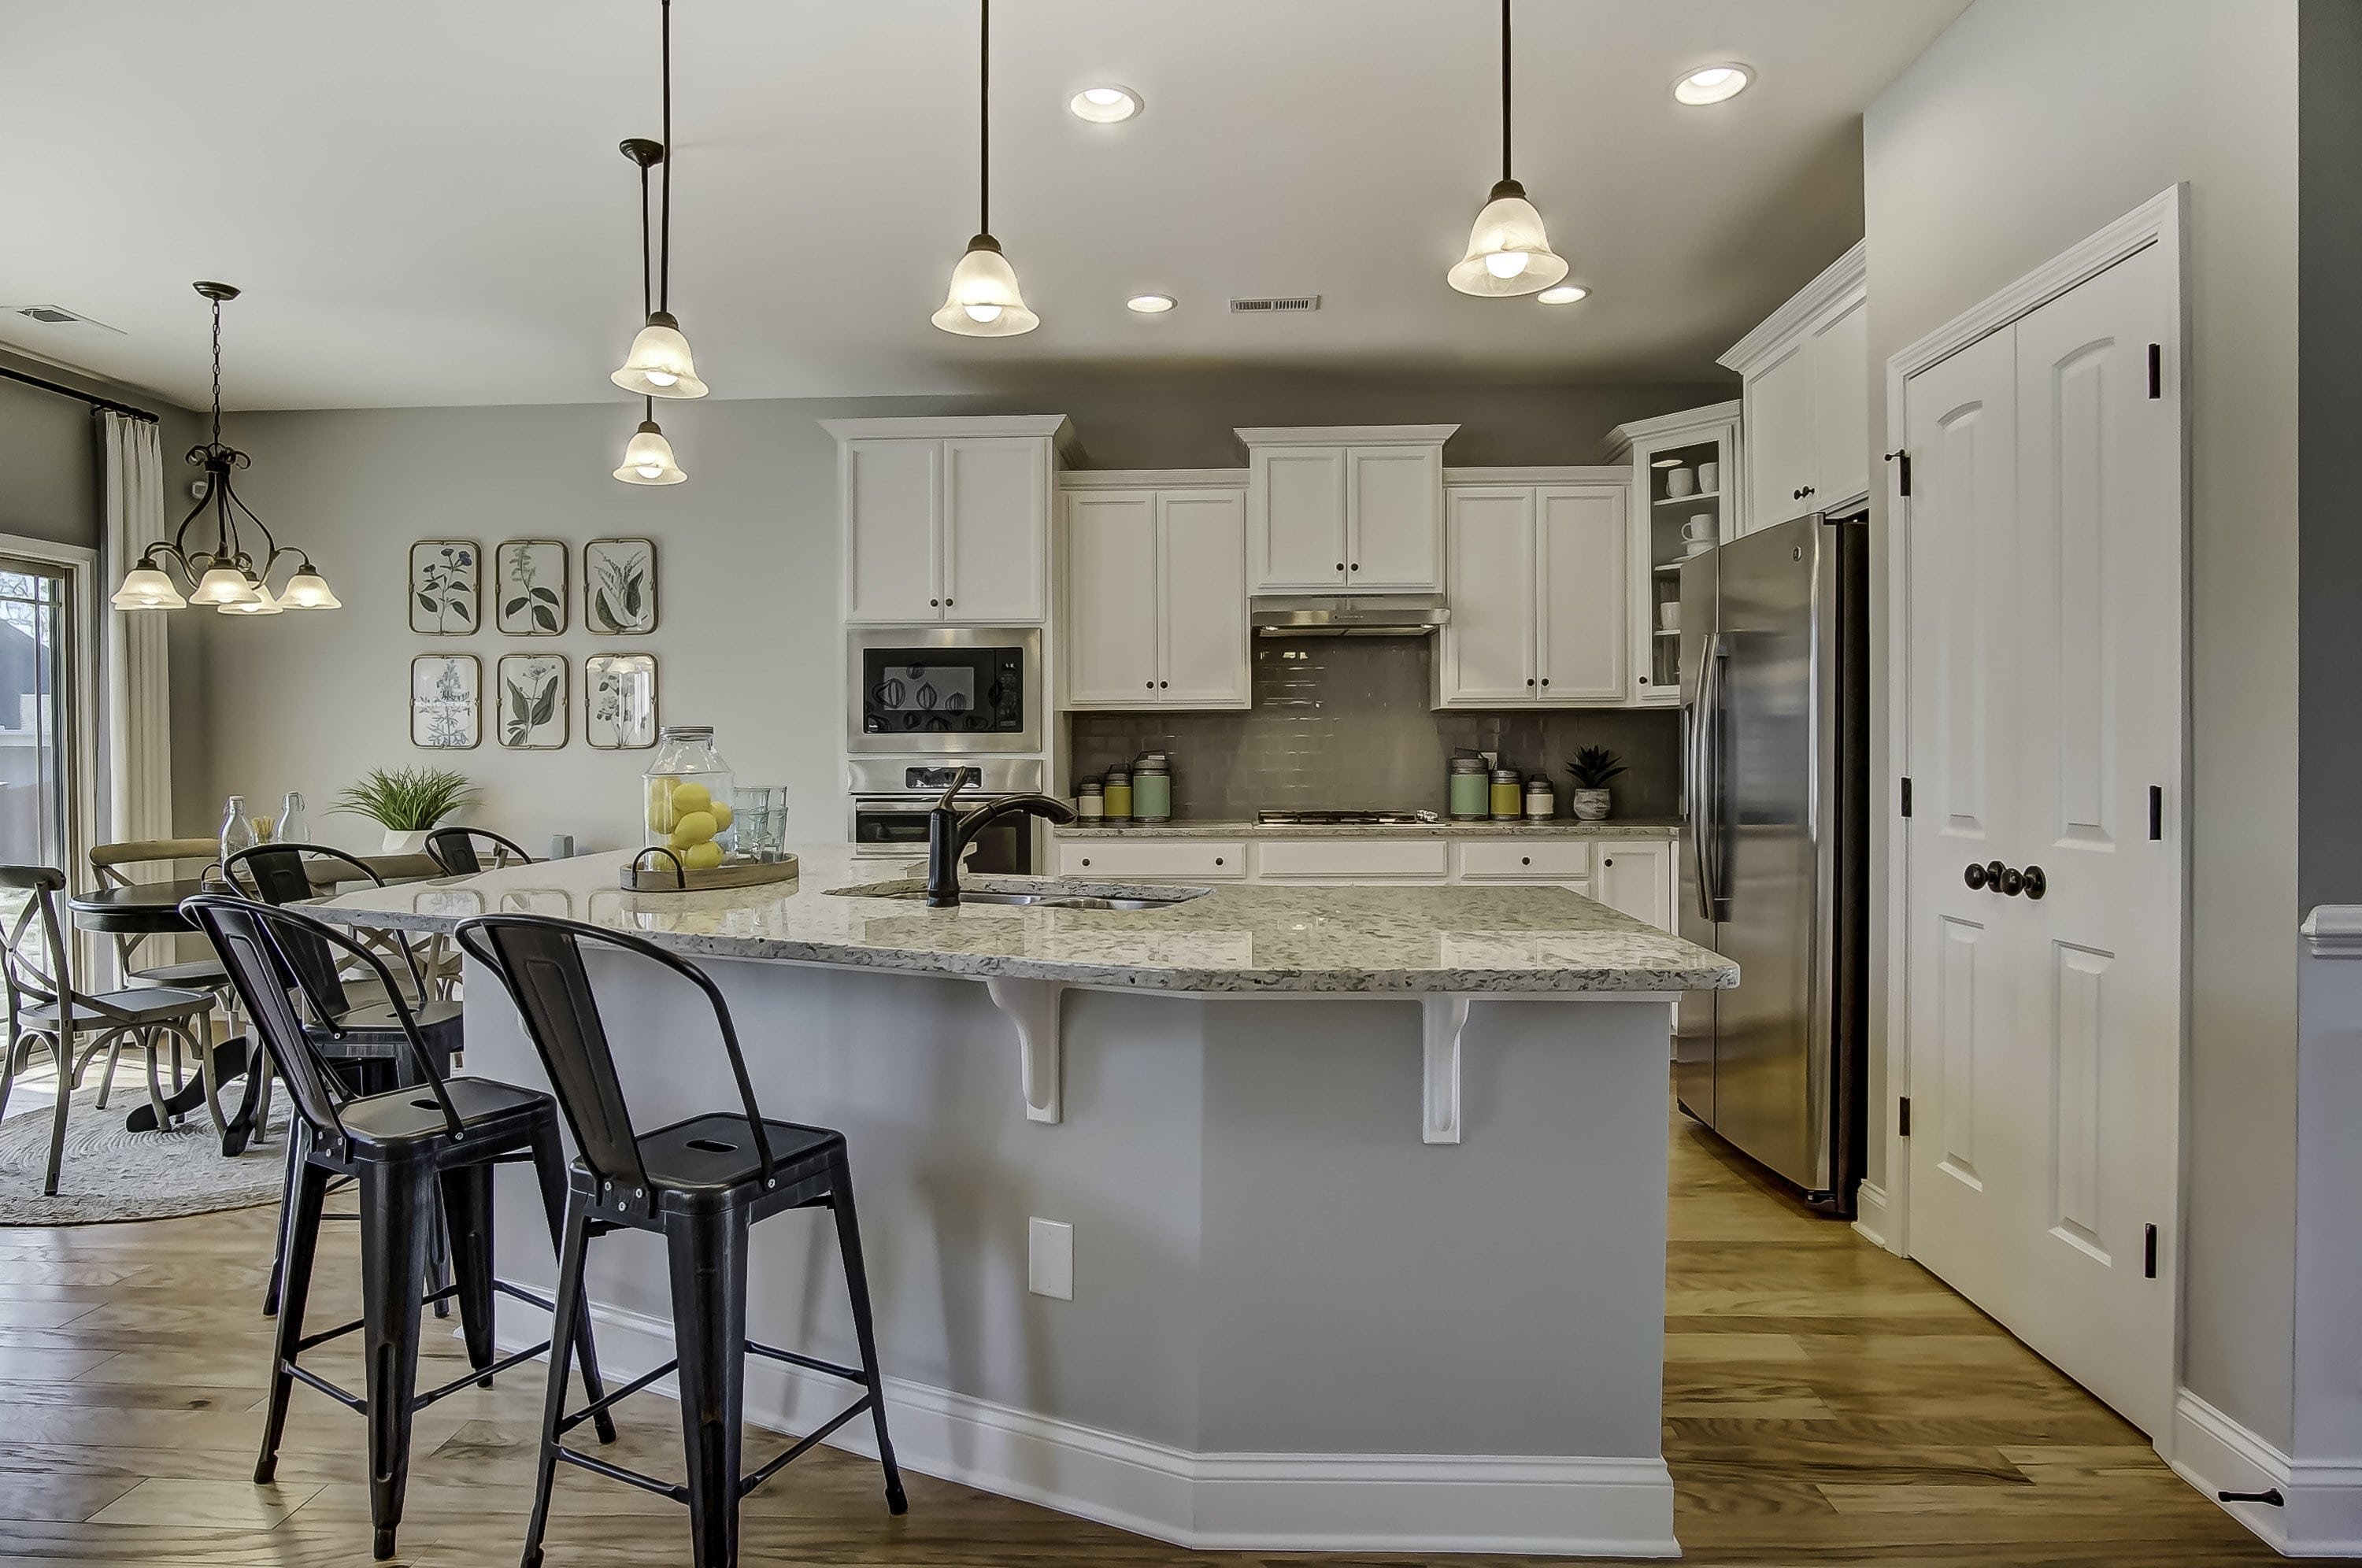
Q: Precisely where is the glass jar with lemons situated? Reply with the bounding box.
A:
[642,726,736,874]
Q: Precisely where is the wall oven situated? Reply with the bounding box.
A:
[849,758,1043,873]
[849,627,1040,753]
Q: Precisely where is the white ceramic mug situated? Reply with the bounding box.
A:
[1685,539,1712,557]
[1665,467,1696,498]
[1682,514,1714,543]
[1698,460,1720,493]
[1660,601,1682,632]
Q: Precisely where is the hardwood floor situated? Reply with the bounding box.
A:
[0,1080,2305,1566]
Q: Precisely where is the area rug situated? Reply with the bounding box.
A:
[0,1083,289,1226]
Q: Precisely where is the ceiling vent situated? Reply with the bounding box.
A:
[10,305,123,334]
[1229,295,1321,314]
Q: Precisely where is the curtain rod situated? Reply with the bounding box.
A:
[0,364,161,425]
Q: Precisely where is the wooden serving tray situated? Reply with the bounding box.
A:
[620,849,801,893]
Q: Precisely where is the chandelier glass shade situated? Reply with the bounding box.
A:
[613,412,687,485]
[110,282,338,614]
[1446,1,1570,299]
[935,0,1038,337]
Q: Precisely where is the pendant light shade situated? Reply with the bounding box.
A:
[615,418,687,485]
[217,582,283,616]
[1448,178,1568,296]
[279,569,342,609]
[933,235,1038,336]
[110,567,186,611]
[612,309,708,398]
[190,567,261,606]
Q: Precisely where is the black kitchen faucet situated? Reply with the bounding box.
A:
[925,776,1077,907]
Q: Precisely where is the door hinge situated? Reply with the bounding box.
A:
[2149,785,2163,841]
[2147,343,2163,399]
[1884,448,1911,497]
[1900,777,1913,817]
[1897,1096,1912,1137]
[2144,1223,2159,1279]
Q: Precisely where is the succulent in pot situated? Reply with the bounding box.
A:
[331,766,478,854]
[1564,747,1626,823]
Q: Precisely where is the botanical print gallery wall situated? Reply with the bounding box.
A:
[409,538,659,752]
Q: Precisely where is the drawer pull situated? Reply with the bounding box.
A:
[1080,858,1090,867]
[1521,856,1531,866]
[1213,856,1224,866]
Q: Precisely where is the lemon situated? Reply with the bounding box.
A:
[646,780,677,834]
[681,841,724,871]
[670,781,712,815]
[671,810,719,849]
[709,801,734,831]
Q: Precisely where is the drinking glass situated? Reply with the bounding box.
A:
[731,785,789,861]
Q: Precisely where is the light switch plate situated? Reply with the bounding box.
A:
[1027,1217,1074,1300]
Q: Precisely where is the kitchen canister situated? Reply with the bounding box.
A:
[1490,767,1523,822]
[643,726,736,871]
[1448,753,1491,819]
[1132,753,1172,823]
[1523,777,1557,821]
[1075,779,1105,821]
[1102,764,1134,824]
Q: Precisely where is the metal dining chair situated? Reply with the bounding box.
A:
[0,867,218,1195]
[87,837,236,1107]
[424,827,534,876]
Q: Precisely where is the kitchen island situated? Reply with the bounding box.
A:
[315,845,1734,1557]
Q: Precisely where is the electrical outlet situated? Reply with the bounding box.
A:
[1027,1217,1074,1300]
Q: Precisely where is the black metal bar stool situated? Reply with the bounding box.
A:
[185,895,616,1562]
[425,827,535,875]
[455,913,905,1568]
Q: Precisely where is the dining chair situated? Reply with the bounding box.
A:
[0,867,219,1195]
[424,828,534,876]
[87,837,235,1106]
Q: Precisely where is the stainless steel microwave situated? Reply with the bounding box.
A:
[848,627,1041,753]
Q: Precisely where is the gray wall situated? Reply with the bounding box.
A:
[196,379,1725,856]
[1864,0,2301,1444]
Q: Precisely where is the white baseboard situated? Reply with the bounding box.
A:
[1852,1180,1897,1253]
[2168,1387,2362,1556]
[494,1300,1678,1557]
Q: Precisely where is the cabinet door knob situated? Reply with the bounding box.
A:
[1638,675,1651,685]
[1541,678,1550,686]
[1526,678,1536,687]
[1159,680,1168,688]
[930,598,940,607]
[1214,856,1224,866]
[1604,857,1614,867]
[1081,857,1090,867]
[1521,856,1531,866]
[1349,562,1360,571]
[1801,487,1814,498]
[1335,562,1346,572]
[1146,682,1154,689]
[945,597,955,606]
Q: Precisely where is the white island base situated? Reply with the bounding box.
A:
[468,963,1678,1556]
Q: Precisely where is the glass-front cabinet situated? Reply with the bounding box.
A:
[1604,402,1741,708]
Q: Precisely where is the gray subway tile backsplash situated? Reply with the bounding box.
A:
[1066,639,1679,820]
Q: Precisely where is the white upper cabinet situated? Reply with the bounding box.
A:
[1435,474,1629,707]
[1604,403,1742,708]
[1060,475,1249,709]
[1239,426,1455,593]
[825,416,1072,625]
[1720,242,1869,525]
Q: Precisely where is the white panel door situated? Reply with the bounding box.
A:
[1061,492,1159,704]
[1811,290,1871,505]
[1903,327,2025,1334]
[844,439,942,623]
[1743,339,1816,530]
[1346,445,1442,590]
[1157,490,1250,706]
[1253,446,1349,590]
[1438,488,1535,704]
[1535,486,1627,702]
[942,437,1046,623]
[1594,841,1672,930]
[2004,241,2180,1437]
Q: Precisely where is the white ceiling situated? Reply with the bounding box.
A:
[0,0,1968,412]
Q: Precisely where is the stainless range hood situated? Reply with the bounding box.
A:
[1249,594,1449,637]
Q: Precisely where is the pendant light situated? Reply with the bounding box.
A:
[613,140,689,485]
[1447,0,1568,298]
[934,0,1038,336]
[611,0,708,398]
[110,283,339,613]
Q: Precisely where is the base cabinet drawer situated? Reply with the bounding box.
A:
[1056,840,1247,880]
[1454,840,1594,881]
[1256,839,1450,881]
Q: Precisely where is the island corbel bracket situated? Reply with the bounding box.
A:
[984,976,1066,1124]
[1423,995,1473,1145]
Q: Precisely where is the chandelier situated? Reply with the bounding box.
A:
[110,283,339,614]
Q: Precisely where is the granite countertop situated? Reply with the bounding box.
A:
[1052,818,1683,840]
[310,843,1734,997]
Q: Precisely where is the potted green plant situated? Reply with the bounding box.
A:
[331,767,478,854]
[1564,747,1626,823]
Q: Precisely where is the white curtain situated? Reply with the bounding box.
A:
[102,411,173,849]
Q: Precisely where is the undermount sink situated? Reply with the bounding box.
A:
[828,880,1205,912]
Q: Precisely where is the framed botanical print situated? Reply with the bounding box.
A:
[495,539,567,634]
[409,541,480,634]
[496,653,568,749]
[410,654,480,749]
[585,653,657,749]
[584,538,657,634]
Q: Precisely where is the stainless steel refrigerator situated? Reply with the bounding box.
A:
[1674,508,1870,1215]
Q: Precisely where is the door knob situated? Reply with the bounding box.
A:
[2023,865,2048,900]
[1999,866,2026,897]
[1964,863,1989,891]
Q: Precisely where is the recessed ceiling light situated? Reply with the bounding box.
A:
[1070,85,1141,123]
[1538,284,1589,304]
[1673,63,1752,105]
[1127,293,1175,314]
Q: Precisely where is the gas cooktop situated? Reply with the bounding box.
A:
[1254,810,1443,827]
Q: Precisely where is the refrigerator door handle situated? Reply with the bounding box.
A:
[1690,631,1723,922]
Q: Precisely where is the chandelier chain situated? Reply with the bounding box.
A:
[1501,0,1512,182]
[209,294,223,446]
[980,0,990,235]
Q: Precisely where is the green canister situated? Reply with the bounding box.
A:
[1448,753,1490,819]
[1132,753,1172,823]
[1490,767,1523,821]
[1102,765,1134,823]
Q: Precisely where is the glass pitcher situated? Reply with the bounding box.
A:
[642,727,735,871]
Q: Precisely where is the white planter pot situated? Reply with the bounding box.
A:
[381,829,431,855]
[1571,788,1611,823]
